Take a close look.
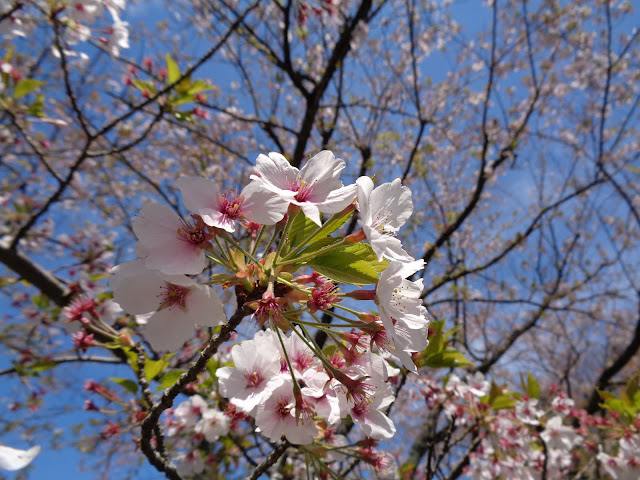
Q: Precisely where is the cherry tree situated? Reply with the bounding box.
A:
[0,0,639,478]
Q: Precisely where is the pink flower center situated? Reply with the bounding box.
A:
[307,283,340,313]
[177,217,210,248]
[293,351,315,372]
[275,399,292,418]
[351,400,370,418]
[157,283,191,311]
[287,177,316,202]
[244,371,263,388]
[252,295,285,327]
[219,192,244,220]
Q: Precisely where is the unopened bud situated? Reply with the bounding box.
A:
[118,330,135,347]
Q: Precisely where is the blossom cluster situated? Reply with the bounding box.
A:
[413,372,640,480]
[107,150,431,449]
[0,0,129,58]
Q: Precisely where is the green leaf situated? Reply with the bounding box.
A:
[156,370,185,392]
[166,54,180,84]
[132,79,155,94]
[0,276,17,289]
[306,243,383,285]
[288,210,352,250]
[26,94,45,117]
[491,394,515,410]
[186,79,213,95]
[526,372,540,399]
[206,358,220,379]
[625,373,639,402]
[32,294,50,309]
[145,353,174,381]
[422,319,446,357]
[109,377,138,394]
[14,78,45,98]
[423,349,472,368]
[173,111,192,122]
[29,359,57,373]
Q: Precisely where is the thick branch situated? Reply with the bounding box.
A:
[291,0,373,168]
[0,239,73,307]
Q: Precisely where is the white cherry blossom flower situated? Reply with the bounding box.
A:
[175,451,205,476]
[250,150,356,226]
[176,176,287,232]
[195,409,230,442]
[106,18,129,57]
[540,416,582,452]
[174,395,208,428]
[356,176,414,262]
[216,335,283,415]
[0,444,40,471]
[515,398,543,425]
[132,203,211,275]
[254,379,318,445]
[110,260,225,351]
[375,260,430,372]
[349,383,396,440]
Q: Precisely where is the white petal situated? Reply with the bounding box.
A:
[186,285,226,327]
[300,151,346,200]
[356,176,374,224]
[0,445,40,471]
[144,308,196,351]
[143,241,206,276]
[354,408,396,440]
[316,183,357,214]
[176,176,221,216]
[132,203,207,275]
[241,182,289,225]
[299,202,322,226]
[109,260,164,314]
[252,152,298,191]
[369,178,413,230]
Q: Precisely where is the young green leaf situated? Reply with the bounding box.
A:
[307,244,382,285]
[14,79,45,98]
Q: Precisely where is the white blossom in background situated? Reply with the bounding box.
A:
[195,409,230,442]
[515,398,543,425]
[173,395,208,428]
[0,444,40,471]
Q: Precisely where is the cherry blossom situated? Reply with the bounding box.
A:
[176,176,288,232]
[254,379,318,445]
[194,409,230,442]
[375,260,430,372]
[109,260,225,350]
[216,334,283,415]
[250,150,357,226]
[356,176,414,262]
[132,203,212,275]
